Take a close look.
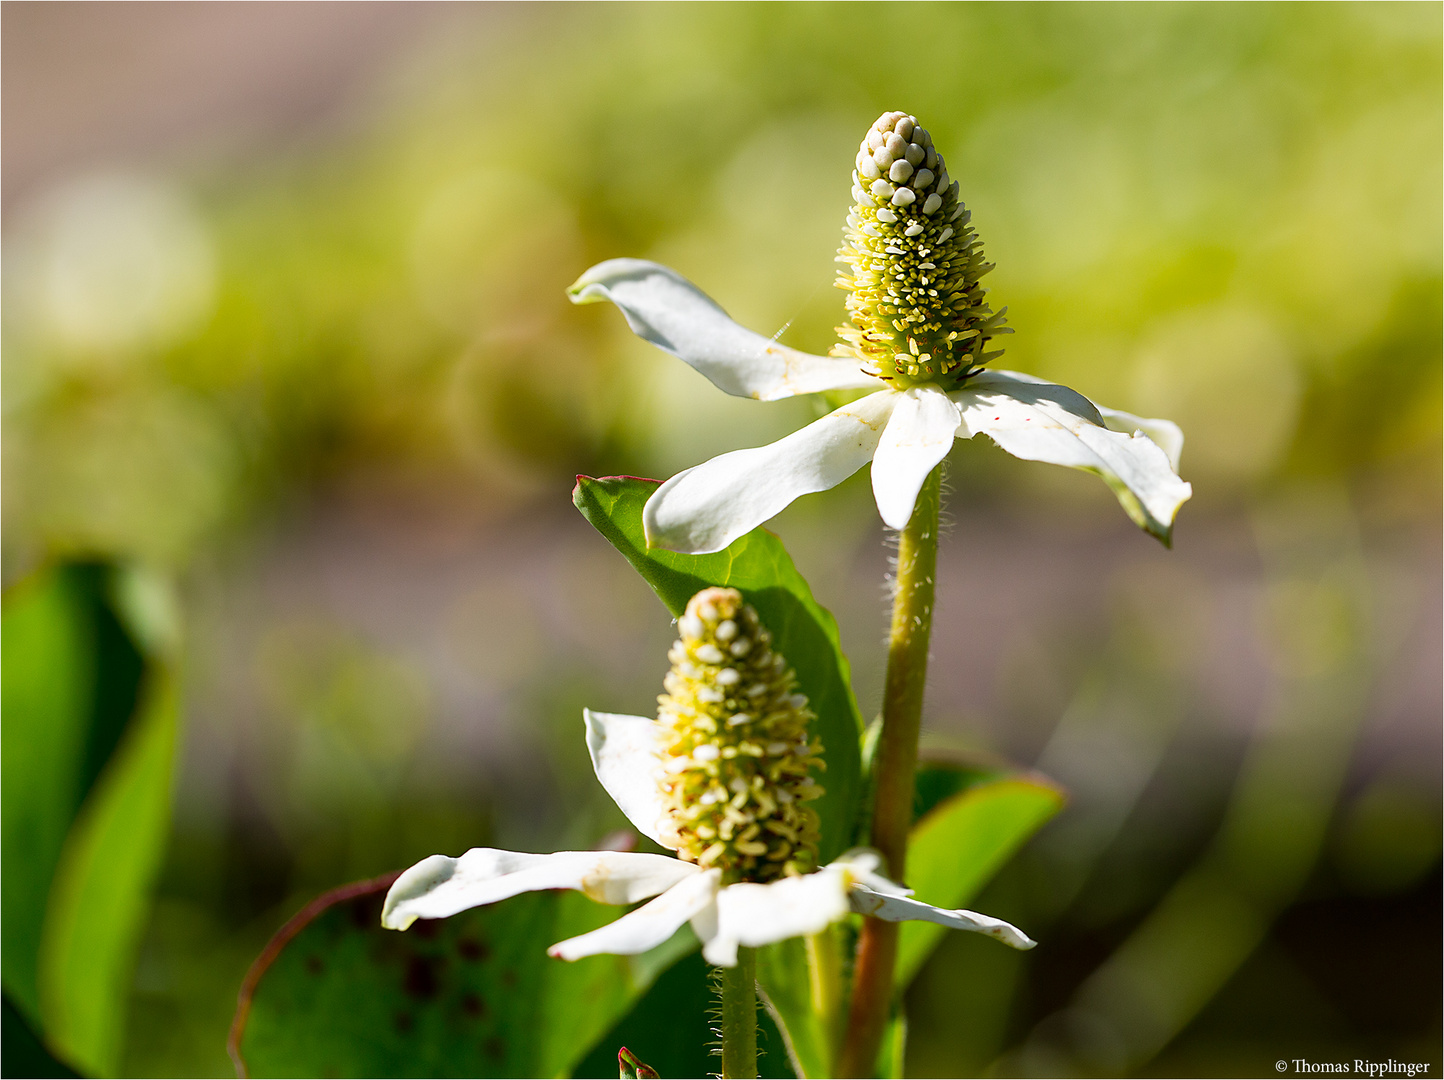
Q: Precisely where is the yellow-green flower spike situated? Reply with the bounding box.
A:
[656,587,823,884]
[835,111,1012,390]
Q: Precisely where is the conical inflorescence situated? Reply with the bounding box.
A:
[656,588,823,884]
[835,110,1011,390]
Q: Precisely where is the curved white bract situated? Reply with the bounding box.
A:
[954,371,1192,543]
[570,260,1191,547]
[871,384,963,529]
[642,390,897,554]
[381,848,697,931]
[381,718,1038,964]
[583,710,672,848]
[569,260,881,401]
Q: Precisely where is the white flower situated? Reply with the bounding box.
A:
[382,710,1034,966]
[570,258,1191,554]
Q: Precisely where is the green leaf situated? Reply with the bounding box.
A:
[573,476,863,862]
[896,776,1065,990]
[2,994,79,1079]
[38,672,179,1076]
[912,759,1014,824]
[2,569,96,1023]
[2,563,168,1077]
[234,878,676,1079]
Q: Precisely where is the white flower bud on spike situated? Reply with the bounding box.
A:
[894,115,915,140]
[891,187,916,207]
[913,168,934,190]
[923,192,943,214]
[859,156,881,181]
[870,178,895,199]
[889,159,914,183]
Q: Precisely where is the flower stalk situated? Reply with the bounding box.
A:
[718,946,759,1079]
[839,463,942,1077]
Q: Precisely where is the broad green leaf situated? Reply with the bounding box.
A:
[912,759,1013,824]
[896,776,1065,990]
[235,879,676,1078]
[38,672,179,1077]
[2,561,160,1077]
[573,948,795,1079]
[573,476,863,862]
[2,570,95,1023]
[1,994,79,1079]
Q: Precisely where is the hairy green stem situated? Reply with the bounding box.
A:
[838,465,941,1077]
[719,947,758,1080]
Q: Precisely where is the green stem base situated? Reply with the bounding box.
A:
[719,947,758,1080]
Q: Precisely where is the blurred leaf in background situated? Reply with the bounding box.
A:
[2,563,180,1075]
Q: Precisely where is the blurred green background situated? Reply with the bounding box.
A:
[2,3,1439,1076]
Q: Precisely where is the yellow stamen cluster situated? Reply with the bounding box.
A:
[834,110,1011,390]
[656,588,823,884]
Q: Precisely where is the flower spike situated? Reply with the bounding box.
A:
[837,111,1010,390]
[657,587,822,882]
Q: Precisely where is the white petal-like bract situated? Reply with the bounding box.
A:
[568,259,881,401]
[703,865,853,966]
[1097,405,1185,472]
[643,390,899,554]
[828,848,912,897]
[571,260,1188,544]
[549,868,722,961]
[871,384,962,529]
[380,848,698,931]
[954,370,1192,544]
[583,710,672,848]
[849,883,1036,950]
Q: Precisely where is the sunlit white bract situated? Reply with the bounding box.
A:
[569,259,1191,552]
[382,709,1035,966]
